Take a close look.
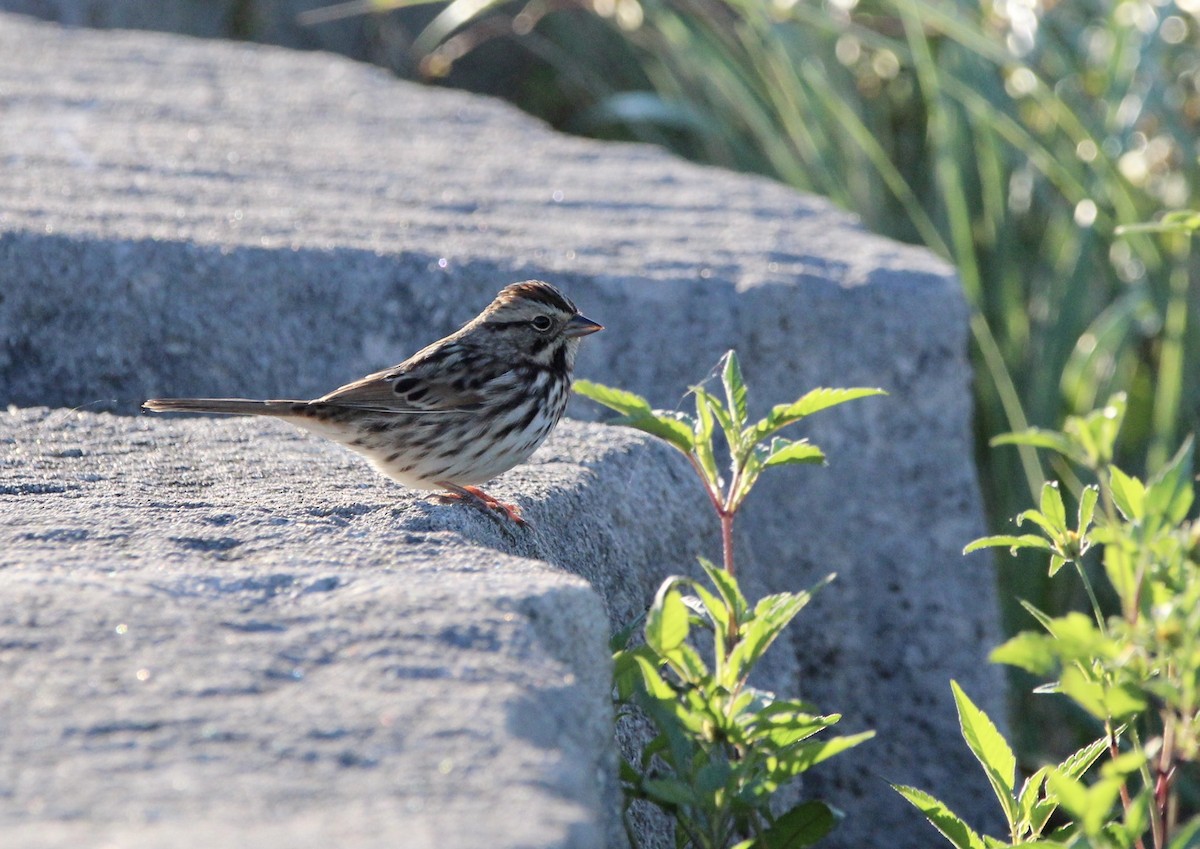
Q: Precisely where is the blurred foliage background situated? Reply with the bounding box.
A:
[296,0,1200,769]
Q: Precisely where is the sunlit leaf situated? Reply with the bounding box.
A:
[700,558,748,622]
[1015,766,1052,834]
[1145,435,1194,524]
[963,534,1053,555]
[1055,736,1109,783]
[728,588,819,684]
[990,428,1077,459]
[892,784,987,849]
[1108,465,1145,521]
[1046,769,1122,836]
[573,379,654,417]
[746,387,885,444]
[771,731,874,777]
[1038,482,1067,534]
[1060,666,1146,721]
[951,681,1017,828]
[721,350,750,432]
[693,383,721,488]
[574,380,696,454]
[646,584,690,655]
[989,631,1056,676]
[1077,486,1098,535]
[763,438,826,467]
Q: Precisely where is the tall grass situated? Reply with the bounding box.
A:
[309,0,1200,758]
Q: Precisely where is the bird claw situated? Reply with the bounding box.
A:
[437,483,530,528]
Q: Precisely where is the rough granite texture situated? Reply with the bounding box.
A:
[0,12,1005,848]
[1,409,715,849]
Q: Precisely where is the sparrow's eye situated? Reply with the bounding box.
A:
[531,315,553,332]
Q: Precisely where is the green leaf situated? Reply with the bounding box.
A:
[664,642,709,684]
[618,756,641,787]
[1103,543,1137,609]
[892,784,987,849]
[730,442,767,512]
[700,558,749,623]
[1043,612,1113,661]
[989,632,1057,676]
[633,654,675,701]
[963,534,1054,555]
[1108,466,1145,521]
[1060,666,1146,721]
[694,757,732,798]
[1145,435,1194,524]
[1018,599,1056,632]
[1043,771,1089,821]
[693,383,721,488]
[1046,769,1122,837]
[721,350,749,431]
[1077,485,1099,536]
[1067,395,1126,466]
[727,586,823,686]
[760,800,839,849]
[696,386,737,449]
[1016,766,1053,834]
[771,731,874,777]
[626,411,697,455]
[1117,210,1200,235]
[1056,736,1109,782]
[951,681,1017,829]
[1016,508,1062,538]
[746,387,885,444]
[612,646,645,702]
[691,581,730,635]
[573,379,654,417]
[1039,482,1068,534]
[753,711,840,748]
[645,583,690,655]
[990,428,1078,459]
[763,437,826,467]
[642,777,698,807]
[573,380,696,455]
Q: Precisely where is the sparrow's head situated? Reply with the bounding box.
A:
[472,280,603,372]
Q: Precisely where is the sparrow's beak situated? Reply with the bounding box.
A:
[565,313,604,338]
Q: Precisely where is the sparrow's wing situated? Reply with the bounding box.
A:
[313,341,502,414]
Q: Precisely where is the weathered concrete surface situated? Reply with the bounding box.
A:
[1,408,713,849]
[0,13,1004,847]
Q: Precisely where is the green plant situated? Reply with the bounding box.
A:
[576,351,881,848]
[893,681,1109,848]
[576,353,882,578]
[902,394,1200,848]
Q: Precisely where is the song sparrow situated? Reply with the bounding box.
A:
[144,280,603,525]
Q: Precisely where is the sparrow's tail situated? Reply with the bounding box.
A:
[142,398,307,417]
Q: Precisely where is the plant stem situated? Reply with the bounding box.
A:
[1153,713,1176,849]
[721,510,736,576]
[1072,559,1107,633]
[1107,721,1146,849]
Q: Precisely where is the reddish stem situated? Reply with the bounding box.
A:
[1154,716,1176,849]
[721,510,736,577]
[1108,725,1146,849]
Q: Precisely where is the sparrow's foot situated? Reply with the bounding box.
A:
[437,482,529,527]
